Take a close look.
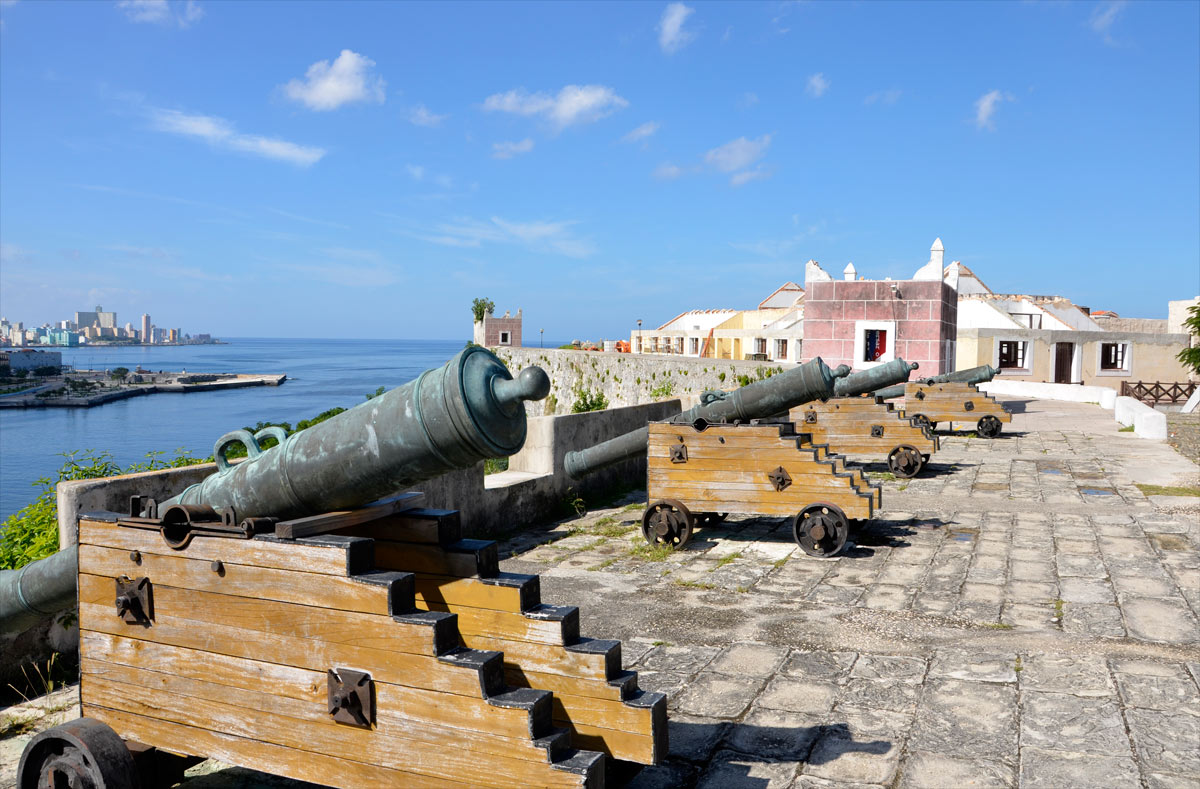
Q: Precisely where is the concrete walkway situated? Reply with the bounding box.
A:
[3,397,1197,787]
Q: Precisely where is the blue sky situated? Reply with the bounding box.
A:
[1,0,1197,340]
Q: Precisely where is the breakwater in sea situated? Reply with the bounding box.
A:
[0,373,286,409]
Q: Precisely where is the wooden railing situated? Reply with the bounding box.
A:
[1121,380,1197,405]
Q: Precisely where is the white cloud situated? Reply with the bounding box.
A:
[408,104,447,127]
[730,166,770,187]
[407,216,594,258]
[150,108,326,166]
[282,50,386,111]
[483,85,628,129]
[974,89,1011,131]
[492,138,534,159]
[1089,1,1126,44]
[658,3,696,54]
[653,162,685,180]
[622,121,660,143]
[0,242,32,265]
[117,0,168,23]
[740,92,759,108]
[406,164,425,180]
[865,89,902,106]
[806,73,830,98]
[704,134,771,172]
[265,208,349,230]
[116,0,202,28]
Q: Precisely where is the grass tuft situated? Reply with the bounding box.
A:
[627,542,675,562]
[1135,483,1200,498]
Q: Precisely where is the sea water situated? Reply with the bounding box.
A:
[0,337,566,522]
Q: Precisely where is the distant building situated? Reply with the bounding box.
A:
[631,283,805,363]
[1,348,62,371]
[141,314,151,343]
[952,264,1194,388]
[474,308,523,347]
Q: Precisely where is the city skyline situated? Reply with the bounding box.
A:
[0,1,1197,340]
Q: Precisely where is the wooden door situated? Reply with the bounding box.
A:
[1054,342,1073,384]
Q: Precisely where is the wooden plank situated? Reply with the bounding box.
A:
[642,491,873,519]
[79,614,480,698]
[79,544,391,615]
[647,465,870,487]
[464,635,611,681]
[570,723,654,764]
[414,574,528,612]
[83,678,588,788]
[341,508,461,545]
[81,659,551,761]
[78,574,438,657]
[372,541,494,578]
[504,665,625,703]
[80,633,537,741]
[275,492,423,539]
[424,602,566,645]
[79,518,352,577]
[85,705,471,789]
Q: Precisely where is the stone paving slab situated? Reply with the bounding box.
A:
[4,397,1199,787]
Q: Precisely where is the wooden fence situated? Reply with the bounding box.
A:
[1120,380,1197,405]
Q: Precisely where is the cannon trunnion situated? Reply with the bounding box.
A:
[20,502,667,788]
[642,420,881,558]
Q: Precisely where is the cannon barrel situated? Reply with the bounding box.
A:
[564,357,849,479]
[164,346,550,521]
[873,363,1001,400]
[832,359,918,398]
[2,347,549,634]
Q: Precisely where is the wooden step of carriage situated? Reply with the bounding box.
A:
[76,513,611,788]
[336,508,667,766]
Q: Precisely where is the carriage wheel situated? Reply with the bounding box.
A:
[977,415,1003,438]
[18,718,141,789]
[695,512,728,527]
[910,413,936,432]
[792,503,850,558]
[887,445,925,479]
[641,499,694,548]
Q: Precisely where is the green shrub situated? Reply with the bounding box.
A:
[571,388,609,413]
[649,380,675,399]
[717,372,726,382]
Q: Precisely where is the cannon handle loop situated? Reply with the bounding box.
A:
[254,426,289,449]
[214,429,263,472]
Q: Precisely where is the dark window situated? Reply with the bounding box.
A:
[998,340,1026,368]
[1100,343,1126,370]
[775,339,788,359]
[863,329,888,362]
[499,331,510,345]
[689,337,699,354]
[755,338,767,354]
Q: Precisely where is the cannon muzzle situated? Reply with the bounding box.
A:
[833,359,918,398]
[564,357,848,479]
[163,346,550,521]
[873,363,1001,400]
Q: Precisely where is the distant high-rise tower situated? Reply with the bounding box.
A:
[141,314,151,343]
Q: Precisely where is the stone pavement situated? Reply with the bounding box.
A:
[3,396,1197,788]
[496,396,1200,788]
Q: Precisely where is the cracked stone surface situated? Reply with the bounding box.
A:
[5,397,1199,788]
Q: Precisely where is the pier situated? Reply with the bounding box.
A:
[0,371,286,408]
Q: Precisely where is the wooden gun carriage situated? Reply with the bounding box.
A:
[896,381,1012,438]
[18,498,666,788]
[641,420,881,558]
[789,396,940,478]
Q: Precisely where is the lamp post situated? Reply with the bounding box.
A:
[636,319,642,354]
[540,328,544,348]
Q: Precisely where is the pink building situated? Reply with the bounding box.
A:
[801,240,958,375]
[473,308,523,348]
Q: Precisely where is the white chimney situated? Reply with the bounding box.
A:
[843,262,857,281]
[930,237,945,268]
